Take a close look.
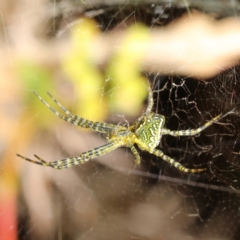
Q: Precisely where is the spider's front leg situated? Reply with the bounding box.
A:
[34,92,125,134]
[17,140,123,169]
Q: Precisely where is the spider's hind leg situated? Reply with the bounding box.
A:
[151,148,206,173]
[162,109,235,137]
[145,80,154,115]
[128,143,141,165]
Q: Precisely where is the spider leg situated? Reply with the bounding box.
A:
[16,154,47,166]
[46,92,74,117]
[161,109,235,137]
[134,138,205,173]
[145,80,154,115]
[16,140,124,170]
[34,92,126,134]
[151,149,206,173]
[129,144,141,165]
[133,81,154,129]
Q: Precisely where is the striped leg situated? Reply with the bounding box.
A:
[145,80,154,115]
[151,149,206,173]
[16,140,123,170]
[161,109,235,137]
[132,81,154,130]
[45,92,74,117]
[34,92,125,133]
[129,144,141,165]
[134,134,205,173]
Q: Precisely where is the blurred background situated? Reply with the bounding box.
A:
[2,0,240,239]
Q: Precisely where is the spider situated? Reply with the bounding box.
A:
[16,82,234,173]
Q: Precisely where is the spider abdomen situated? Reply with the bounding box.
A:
[135,113,165,149]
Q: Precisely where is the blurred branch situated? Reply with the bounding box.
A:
[65,0,240,17]
[91,12,240,78]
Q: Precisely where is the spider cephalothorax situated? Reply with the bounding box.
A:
[17,82,234,173]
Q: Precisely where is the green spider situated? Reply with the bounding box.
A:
[16,83,234,173]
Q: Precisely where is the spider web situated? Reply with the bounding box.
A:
[17,1,240,240]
